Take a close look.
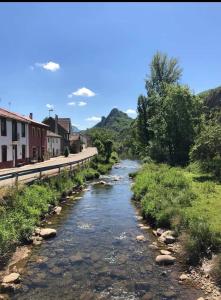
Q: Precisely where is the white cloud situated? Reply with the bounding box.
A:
[68,94,73,98]
[78,101,87,106]
[35,61,60,72]
[72,87,96,97]
[46,104,54,110]
[86,116,101,122]
[125,109,136,115]
[67,102,76,106]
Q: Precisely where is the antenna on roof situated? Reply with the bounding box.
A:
[8,101,11,111]
[48,108,54,117]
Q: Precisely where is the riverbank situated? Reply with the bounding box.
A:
[131,162,221,298]
[0,154,118,268]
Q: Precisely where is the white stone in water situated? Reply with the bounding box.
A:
[179,274,189,281]
[39,228,57,239]
[160,249,171,255]
[155,255,176,265]
[2,273,20,284]
[54,206,62,215]
[136,235,146,242]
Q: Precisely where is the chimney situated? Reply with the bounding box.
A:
[29,113,33,119]
[55,114,58,134]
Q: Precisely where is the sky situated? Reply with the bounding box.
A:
[0,3,221,130]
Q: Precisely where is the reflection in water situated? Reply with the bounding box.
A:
[12,160,203,300]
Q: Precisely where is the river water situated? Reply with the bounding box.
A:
[12,160,203,300]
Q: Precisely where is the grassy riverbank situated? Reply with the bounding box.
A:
[132,162,221,279]
[0,154,118,262]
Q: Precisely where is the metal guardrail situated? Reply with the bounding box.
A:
[0,154,96,184]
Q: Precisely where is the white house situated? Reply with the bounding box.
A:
[0,108,29,169]
[46,130,62,158]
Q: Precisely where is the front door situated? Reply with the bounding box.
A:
[12,145,17,167]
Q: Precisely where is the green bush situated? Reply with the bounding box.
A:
[64,147,70,157]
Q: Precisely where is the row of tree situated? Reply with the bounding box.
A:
[131,52,221,176]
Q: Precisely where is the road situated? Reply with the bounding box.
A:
[0,147,97,188]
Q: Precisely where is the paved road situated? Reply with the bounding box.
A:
[0,147,97,188]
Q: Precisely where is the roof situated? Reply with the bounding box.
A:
[47,130,62,138]
[0,107,48,128]
[0,108,29,123]
[23,116,49,128]
[58,118,71,133]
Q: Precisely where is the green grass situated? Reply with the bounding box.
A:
[132,162,221,265]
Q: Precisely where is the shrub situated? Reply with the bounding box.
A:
[64,147,70,157]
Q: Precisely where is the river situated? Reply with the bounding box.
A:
[12,160,203,300]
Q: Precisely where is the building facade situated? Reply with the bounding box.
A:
[0,108,29,169]
[25,113,48,162]
[46,130,62,158]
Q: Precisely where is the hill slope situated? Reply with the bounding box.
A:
[198,85,221,110]
[94,108,133,131]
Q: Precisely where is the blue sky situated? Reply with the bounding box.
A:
[0,3,221,130]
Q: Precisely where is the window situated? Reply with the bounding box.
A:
[22,145,26,159]
[1,145,7,162]
[37,128,40,137]
[12,121,17,141]
[42,147,45,157]
[21,123,26,137]
[32,127,35,137]
[32,147,36,159]
[48,138,50,143]
[1,118,7,136]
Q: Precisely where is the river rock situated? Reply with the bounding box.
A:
[155,255,176,265]
[136,235,146,242]
[70,253,83,264]
[39,228,57,239]
[156,228,165,236]
[135,281,150,291]
[2,273,20,284]
[149,244,159,250]
[179,274,188,281]
[142,292,154,300]
[136,216,143,221]
[141,226,150,230]
[158,230,176,244]
[54,206,62,215]
[79,291,95,300]
[162,290,177,298]
[160,249,171,255]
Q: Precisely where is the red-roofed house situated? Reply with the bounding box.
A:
[24,113,48,162]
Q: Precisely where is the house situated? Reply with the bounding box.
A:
[42,115,70,153]
[69,133,82,153]
[57,117,72,141]
[23,113,48,162]
[0,108,29,168]
[46,130,62,158]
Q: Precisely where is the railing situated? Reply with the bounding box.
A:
[0,154,96,185]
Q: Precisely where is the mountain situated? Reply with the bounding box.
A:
[198,85,221,111]
[71,125,80,133]
[94,108,133,131]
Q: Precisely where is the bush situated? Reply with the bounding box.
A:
[64,147,70,157]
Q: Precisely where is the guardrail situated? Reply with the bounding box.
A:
[0,154,96,185]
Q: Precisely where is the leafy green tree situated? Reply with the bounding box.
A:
[137,95,149,147]
[93,139,104,155]
[190,117,221,177]
[145,51,182,97]
[104,139,113,162]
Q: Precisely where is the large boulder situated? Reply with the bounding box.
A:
[39,228,57,239]
[2,273,20,284]
[155,255,176,265]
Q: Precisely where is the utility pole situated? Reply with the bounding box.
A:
[8,101,11,111]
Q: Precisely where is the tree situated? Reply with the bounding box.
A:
[104,139,113,163]
[93,139,104,155]
[136,95,149,147]
[145,51,182,97]
[190,116,221,177]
